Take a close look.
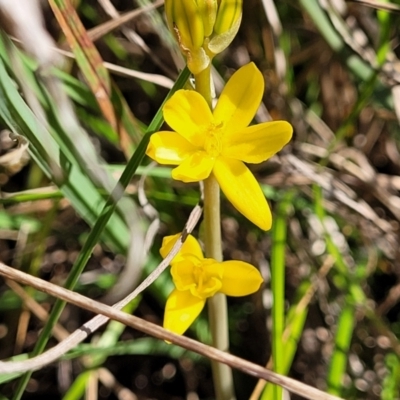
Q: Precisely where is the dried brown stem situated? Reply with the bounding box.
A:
[0,265,343,400]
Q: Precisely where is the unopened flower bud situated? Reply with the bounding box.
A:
[199,0,218,37]
[214,0,242,35]
[165,0,204,49]
[165,0,242,74]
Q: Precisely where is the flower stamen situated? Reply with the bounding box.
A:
[204,122,224,158]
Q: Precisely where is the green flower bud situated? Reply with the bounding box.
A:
[214,0,242,35]
[165,0,204,49]
[165,0,242,74]
[199,0,218,37]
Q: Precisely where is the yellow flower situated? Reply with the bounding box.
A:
[164,0,242,74]
[146,62,293,230]
[161,233,263,335]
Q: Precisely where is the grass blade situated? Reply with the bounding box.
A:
[267,192,294,400]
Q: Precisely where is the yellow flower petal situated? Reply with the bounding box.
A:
[147,132,196,165]
[213,157,272,230]
[163,90,213,147]
[220,260,263,296]
[160,234,204,262]
[172,152,215,183]
[213,63,263,133]
[164,289,206,335]
[222,121,293,163]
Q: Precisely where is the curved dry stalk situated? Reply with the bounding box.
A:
[0,201,202,367]
[101,161,161,305]
[0,259,343,400]
[7,276,137,400]
[97,0,176,78]
[56,47,174,88]
[86,0,164,42]
[348,0,400,13]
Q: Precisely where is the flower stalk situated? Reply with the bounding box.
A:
[148,5,293,400]
[204,173,235,400]
[194,64,235,400]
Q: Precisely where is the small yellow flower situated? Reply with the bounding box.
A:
[161,233,263,335]
[146,62,293,230]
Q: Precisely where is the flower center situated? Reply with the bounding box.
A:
[190,259,223,298]
[172,257,224,299]
[204,122,224,158]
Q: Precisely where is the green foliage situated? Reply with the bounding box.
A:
[1,1,400,399]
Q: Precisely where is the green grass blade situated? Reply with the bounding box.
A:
[298,0,373,81]
[313,184,367,397]
[266,192,294,400]
[382,353,400,400]
[262,281,309,399]
[313,185,348,277]
[63,337,198,361]
[62,370,92,400]
[0,36,131,253]
[327,302,355,396]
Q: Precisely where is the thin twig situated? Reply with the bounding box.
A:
[101,161,162,305]
[97,0,176,78]
[0,200,202,372]
[87,0,164,42]
[7,278,137,400]
[347,0,400,13]
[5,279,70,341]
[0,259,343,400]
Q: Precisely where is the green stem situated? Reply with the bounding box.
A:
[194,65,235,400]
[194,66,213,107]
[270,193,293,400]
[203,175,222,261]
